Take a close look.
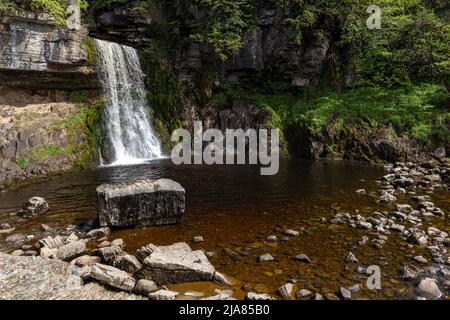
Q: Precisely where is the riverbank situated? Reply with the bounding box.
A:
[0,159,448,300]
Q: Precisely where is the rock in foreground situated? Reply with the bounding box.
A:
[137,242,215,285]
[96,179,185,228]
[0,253,143,300]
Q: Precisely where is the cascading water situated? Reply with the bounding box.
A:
[94,39,163,166]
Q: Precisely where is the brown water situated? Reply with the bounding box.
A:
[0,159,448,300]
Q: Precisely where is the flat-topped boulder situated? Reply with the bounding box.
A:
[137,242,216,285]
[96,179,185,228]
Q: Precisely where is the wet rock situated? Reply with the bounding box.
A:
[340,287,352,300]
[402,266,419,280]
[416,278,442,300]
[413,256,428,264]
[396,204,413,214]
[284,229,300,236]
[358,221,372,229]
[390,224,406,233]
[278,283,293,299]
[258,253,274,262]
[266,235,277,242]
[315,293,324,300]
[185,291,205,297]
[356,189,367,195]
[96,179,185,227]
[294,254,311,263]
[134,279,158,296]
[86,227,110,239]
[193,236,204,243]
[137,242,215,285]
[346,252,358,263]
[378,191,397,203]
[213,271,232,286]
[296,289,312,298]
[408,233,428,246]
[90,263,136,292]
[55,241,86,261]
[148,289,179,300]
[245,292,273,300]
[19,197,48,217]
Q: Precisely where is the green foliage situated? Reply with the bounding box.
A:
[14,156,29,169]
[0,0,88,24]
[191,0,254,60]
[246,84,449,147]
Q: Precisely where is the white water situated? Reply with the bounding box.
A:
[94,39,163,166]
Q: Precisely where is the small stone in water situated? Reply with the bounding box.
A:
[340,287,352,300]
[258,253,274,262]
[294,254,311,263]
[296,289,312,298]
[266,235,277,242]
[346,252,358,263]
[414,256,428,264]
[193,236,204,243]
[284,229,300,236]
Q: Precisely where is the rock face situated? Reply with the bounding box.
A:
[0,14,97,89]
[137,242,215,285]
[0,253,143,299]
[96,179,185,228]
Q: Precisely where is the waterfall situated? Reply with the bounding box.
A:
[94,39,163,166]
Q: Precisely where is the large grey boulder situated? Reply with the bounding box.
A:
[137,242,215,285]
[96,179,185,228]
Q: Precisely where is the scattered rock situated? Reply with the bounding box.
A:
[266,235,277,242]
[20,197,48,216]
[39,235,65,249]
[284,229,300,236]
[345,252,358,263]
[258,253,274,262]
[414,256,428,264]
[340,287,352,300]
[134,279,158,296]
[71,255,101,267]
[416,278,443,300]
[87,227,110,239]
[278,283,293,299]
[55,241,86,261]
[294,254,311,263]
[90,263,136,292]
[193,236,204,243]
[111,238,124,249]
[148,289,179,300]
[245,292,273,300]
[296,289,313,298]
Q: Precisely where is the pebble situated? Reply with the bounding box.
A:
[258,253,274,262]
[345,252,358,263]
[294,254,311,263]
[193,236,204,243]
[296,289,312,298]
[284,229,300,237]
[416,278,442,300]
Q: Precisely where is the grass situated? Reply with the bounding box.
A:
[245,83,449,144]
